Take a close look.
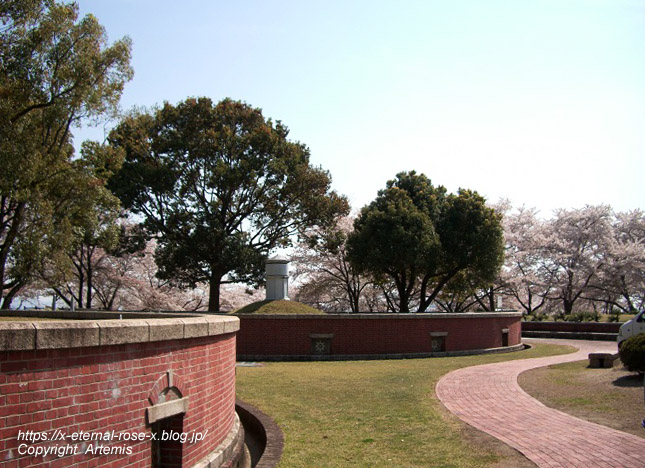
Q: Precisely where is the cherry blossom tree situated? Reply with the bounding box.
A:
[543,205,613,316]
[292,216,375,312]
[105,240,208,311]
[591,209,645,313]
[500,206,554,315]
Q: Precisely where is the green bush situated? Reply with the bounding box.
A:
[523,312,549,322]
[619,333,645,373]
[564,311,600,322]
[553,310,566,321]
[607,309,622,323]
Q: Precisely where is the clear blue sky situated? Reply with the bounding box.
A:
[76,0,645,216]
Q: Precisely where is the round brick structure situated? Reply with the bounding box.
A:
[235,312,523,360]
[0,310,245,468]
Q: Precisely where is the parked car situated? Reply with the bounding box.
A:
[617,310,645,348]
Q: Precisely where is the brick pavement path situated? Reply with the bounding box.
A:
[436,338,645,468]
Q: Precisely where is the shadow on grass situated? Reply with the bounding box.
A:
[612,373,644,388]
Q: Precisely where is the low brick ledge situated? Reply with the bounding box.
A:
[192,413,246,468]
[522,330,617,341]
[238,343,526,362]
[0,311,239,351]
[235,311,522,319]
[236,399,284,468]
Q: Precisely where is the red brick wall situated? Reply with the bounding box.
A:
[0,333,237,468]
[521,321,621,333]
[236,314,521,357]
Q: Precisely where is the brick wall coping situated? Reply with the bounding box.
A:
[234,311,522,319]
[0,310,239,351]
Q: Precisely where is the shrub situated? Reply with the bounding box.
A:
[524,312,549,322]
[619,333,645,373]
[553,310,566,321]
[533,312,549,322]
[564,311,600,322]
[607,309,622,323]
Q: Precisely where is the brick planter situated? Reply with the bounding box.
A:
[235,312,522,360]
[521,321,621,341]
[0,311,243,468]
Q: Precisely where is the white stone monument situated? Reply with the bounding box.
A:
[265,255,290,301]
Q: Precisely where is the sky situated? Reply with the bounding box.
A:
[75,0,645,217]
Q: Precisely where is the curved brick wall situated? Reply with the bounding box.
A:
[0,312,242,468]
[521,321,620,341]
[521,321,621,333]
[235,312,522,360]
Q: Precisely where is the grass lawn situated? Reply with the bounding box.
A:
[232,300,325,315]
[519,360,645,438]
[236,343,576,468]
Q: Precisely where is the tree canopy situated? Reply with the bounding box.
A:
[292,216,376,313]
[108,97,349,311]
[347,171,504,313]
[0,0,132,308]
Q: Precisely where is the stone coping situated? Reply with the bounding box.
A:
[235,311,522,319]
[0,311,239,351]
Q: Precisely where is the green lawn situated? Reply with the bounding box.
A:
[519,359,645,438]
[237,343,576,468]
[232,300,325,315]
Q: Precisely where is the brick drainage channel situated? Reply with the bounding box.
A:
[236,400,284,468]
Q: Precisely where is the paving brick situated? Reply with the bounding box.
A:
[436,338,645,468]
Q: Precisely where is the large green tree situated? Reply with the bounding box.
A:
[39,143,126,309]
[347,171,504,313]
[0,0,132,307]
[108,97,349,311]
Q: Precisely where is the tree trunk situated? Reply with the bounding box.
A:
[351,291,359,313]
[0,202,25,307]
[487,288,495,311]
[396,282,410,313]
[77,248,85,309]
[208,275,222,312]
[563,298,574,316]
[418,271,457,312]
[86,256,93,309]
[2,281,24,309]
[347,283,360,313]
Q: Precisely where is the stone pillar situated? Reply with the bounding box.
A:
[265,256,290,301]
